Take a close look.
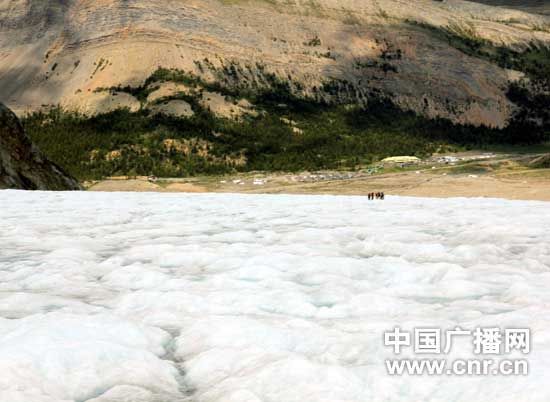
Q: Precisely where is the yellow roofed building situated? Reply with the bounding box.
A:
[381,156,421,164]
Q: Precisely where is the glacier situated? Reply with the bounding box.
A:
[1,190,550,402]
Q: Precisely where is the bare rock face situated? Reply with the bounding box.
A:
[0,0,549,127]
[0,103,80,190]
[470,1,550,15]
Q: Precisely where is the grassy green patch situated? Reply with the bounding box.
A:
[447,163,492,175]
[528,154,550,169]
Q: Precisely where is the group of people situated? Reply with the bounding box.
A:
[368,192,385,200]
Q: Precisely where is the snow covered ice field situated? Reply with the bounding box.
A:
[1,190,550,402]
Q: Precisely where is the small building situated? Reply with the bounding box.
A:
[381,156,421,164]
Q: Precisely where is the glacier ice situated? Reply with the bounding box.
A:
[1,190,550,402]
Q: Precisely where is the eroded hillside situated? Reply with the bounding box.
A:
[471,0,550,15]
[0,0,549,128]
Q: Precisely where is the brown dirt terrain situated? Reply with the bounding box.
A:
[86,152,550,201]
[88,179,207,193]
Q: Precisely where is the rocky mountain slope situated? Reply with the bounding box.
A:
[0,103,80,190]
[471,1,550,15]
[0,0,549,128]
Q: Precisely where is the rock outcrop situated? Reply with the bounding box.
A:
[0,0,549,127]
[0,103,80,190]
[472,1,550,15]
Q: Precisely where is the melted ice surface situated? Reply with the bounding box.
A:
[1,191,549,402]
